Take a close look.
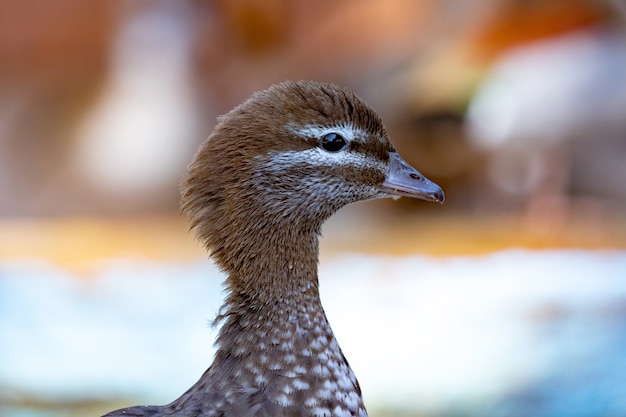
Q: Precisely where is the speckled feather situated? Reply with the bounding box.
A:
[103,81,402,417]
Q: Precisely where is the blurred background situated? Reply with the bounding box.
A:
[1,0,626,416]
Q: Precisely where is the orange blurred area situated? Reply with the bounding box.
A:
[0,217,203,268]
[1,0,625,218]
[1,211,625,270]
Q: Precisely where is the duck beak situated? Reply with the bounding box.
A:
[380,152,445,203]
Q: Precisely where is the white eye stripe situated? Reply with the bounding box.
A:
[261,148,386,172]
[287,123,368,143]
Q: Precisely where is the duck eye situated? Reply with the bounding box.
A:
[320,133,347,152]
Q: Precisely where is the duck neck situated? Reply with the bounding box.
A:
[224,224,322,305]
[210,225,367,416]
[216,224,324,350]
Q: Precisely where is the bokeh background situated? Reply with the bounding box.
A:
[1,0,626,416]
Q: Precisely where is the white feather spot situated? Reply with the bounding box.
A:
[316,389,332,399]
[275,393,292,406]
[268,362,282,371]
[346,391,361,409]
[310,338,324,350]
[312,364,330,377]
[293,379,310,390]
[333,405,352,417]
[323,380,337,390]
[337,374,353,390]
[317,351,329,361]
[312,407,331,417]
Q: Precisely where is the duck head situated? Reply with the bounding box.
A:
[181,81,443,272]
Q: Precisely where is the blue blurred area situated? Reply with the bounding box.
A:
[1,250,626,417]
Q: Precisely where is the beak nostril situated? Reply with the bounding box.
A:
[382,152,443,202]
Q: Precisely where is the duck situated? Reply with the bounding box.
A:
[103,80,444,417]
